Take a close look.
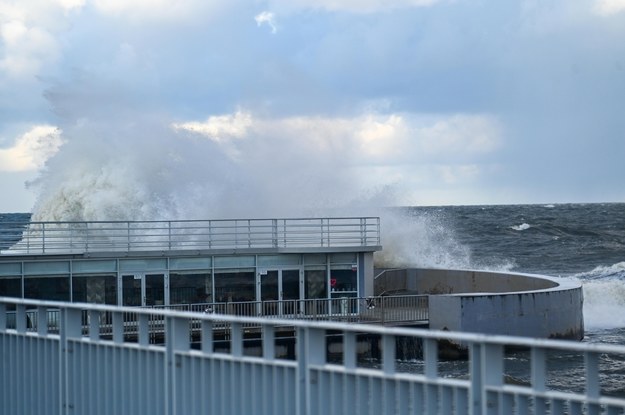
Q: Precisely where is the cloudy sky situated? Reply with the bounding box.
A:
[1,0,624,218]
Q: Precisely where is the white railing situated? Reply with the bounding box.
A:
[0,217,381,254]
[4,295,428,340]
[150,294,429,325]
[1,297,625,415]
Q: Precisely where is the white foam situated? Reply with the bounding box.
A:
[374,210,514,271]
[581,277,625,329]
[511,223,531,231]
[573,262,625,279]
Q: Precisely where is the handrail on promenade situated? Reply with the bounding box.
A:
[148,294,429,326]
[3,294,429,338]
[0,216,381,255]
[2,296,625,415]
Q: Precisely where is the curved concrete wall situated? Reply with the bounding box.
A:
[375,268,584,341]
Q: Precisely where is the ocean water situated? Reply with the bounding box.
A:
[401,203,625,396]
[2,203,625,333]
[2,203,625,393]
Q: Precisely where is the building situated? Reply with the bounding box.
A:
[0,217,381,314]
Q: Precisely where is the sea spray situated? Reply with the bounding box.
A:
[571,262,625,330]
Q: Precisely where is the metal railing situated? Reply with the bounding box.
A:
[4,295,428,340]
[0,217,381,254]
[2,297,625,415]
[150,294,429,326]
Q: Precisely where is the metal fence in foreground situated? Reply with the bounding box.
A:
[1,297,625,415]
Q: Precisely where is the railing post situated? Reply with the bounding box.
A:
[298,327,325,415]
[483,343,503,415]
[360,217,365,245]
[531,347,547,414]
[0,303,5,330]
[60,306,82,415]
[326,219,331,247]
[382,334,397,414]
[235,220,239,247]
[42,223,46,253]
[469,342,483,415]
[166,315,190,415]
[272,219,278,248]
[208,220,212,249]
[586,351,601,415]
[168,221,172,250]
[247,219,252,248]
[423,338,439,413]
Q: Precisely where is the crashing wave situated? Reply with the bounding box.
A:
[511,223,531,231]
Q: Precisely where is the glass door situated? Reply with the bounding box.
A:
[281,269,300,315]
[259,268,302,316]
[122,273,165,306]
[260,270,279,316]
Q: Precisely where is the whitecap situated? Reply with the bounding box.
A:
[510,223,531,231]
[572,262,625,280]
[543,204,555,208]
[578,277,625,330]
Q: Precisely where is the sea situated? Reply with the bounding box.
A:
[2,203,625,395]
[401,203,625,396]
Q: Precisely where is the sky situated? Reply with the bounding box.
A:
[0,0,624,218]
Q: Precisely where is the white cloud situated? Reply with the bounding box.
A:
[594,0,625,16]
[173,111,501,161]
[172,111,253,143]
[416,115,501,156]
[55,0,86,12]
[0,19,59,79]
[172,110,502,195]
[0,125,64,172]
[255,11,277,34]
[91,0,225,21]
[268,0,440,13]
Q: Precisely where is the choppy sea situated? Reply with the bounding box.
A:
[2,203,625,394]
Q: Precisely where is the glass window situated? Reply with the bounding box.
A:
[0,262,21,276]
[330,265,357,293]
[214,255,255,268]
[305,266,327,299]
[170,271,212,304]
[24,261,70,275]
[170,257,211,270]
[0,276,21,298]
[119,258,166,272]
[72,274,117,304]
[72,260,117,274]
[24,275,70,301]
[303,254,326,265]
[330,253,357,264]
[257,254,301,267]
[214,269,255,302]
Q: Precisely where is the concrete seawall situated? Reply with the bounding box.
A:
[375,268,584,341]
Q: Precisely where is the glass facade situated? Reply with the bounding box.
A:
[72,274,117,304]
[0,276,20,298]
[169,271,212,304]
[24,275,70,301]
[214,269,255,302]
[0,251,368,307]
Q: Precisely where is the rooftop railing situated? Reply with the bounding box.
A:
[0,217,381,255]
[2,297,625,415]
